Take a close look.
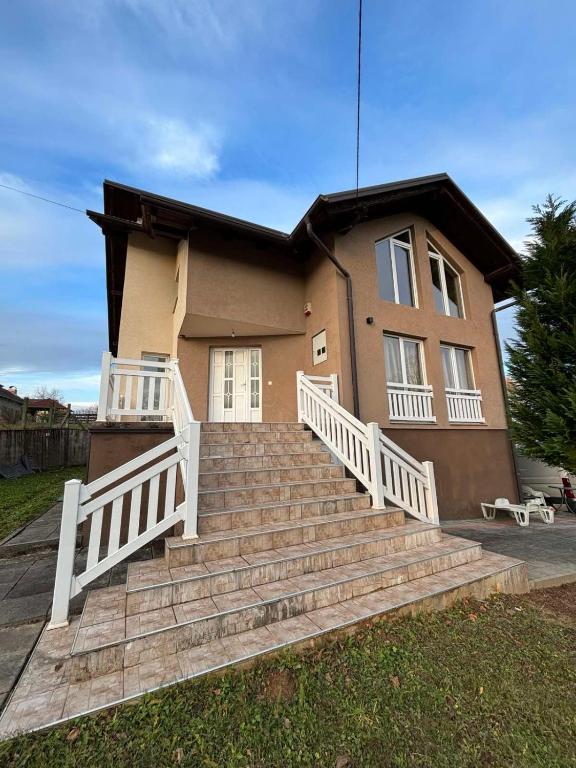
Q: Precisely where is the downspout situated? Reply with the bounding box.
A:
[305,218,360,418]
[491,300,522,502]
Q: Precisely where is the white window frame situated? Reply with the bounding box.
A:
[384,334,435,423]
[384,334,427,387]
[440,344,475,391]
[376,230,419,308]
[428,242,465,318]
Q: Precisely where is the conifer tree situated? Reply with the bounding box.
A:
[507,195,576,473]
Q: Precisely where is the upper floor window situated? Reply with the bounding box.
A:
[440,344,474,391]
[384,334,424,386]
[375,230,417,307]
[428,242,464,318]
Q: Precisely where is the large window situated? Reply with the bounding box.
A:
[429,242,464,318]
[440,345,474,391]
[384,335,424,386]
[375,230,417,307]
[384,335,435,422]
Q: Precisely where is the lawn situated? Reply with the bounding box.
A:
[0,466,86,541]
[1,589,575,767]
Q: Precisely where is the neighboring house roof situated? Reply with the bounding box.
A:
[0,386,23,405]
[28,398,67,410]
[87,173,522,354]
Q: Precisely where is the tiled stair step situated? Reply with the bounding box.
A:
[125,522,442,615]
[200,440,326,458]
[67,537,483,681]
[0,551,527,738]
[200,450,332,473]
[166,506,402,567]
[198,493,372,535]
[199,477,358,512]
[201,422,305,432]
[199,463,344,491]
[200,430,315,445]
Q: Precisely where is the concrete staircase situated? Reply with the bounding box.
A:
[0,423,528,737]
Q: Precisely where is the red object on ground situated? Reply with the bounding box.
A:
[561,477,574,499]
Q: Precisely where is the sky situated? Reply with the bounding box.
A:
[1,0,575,405]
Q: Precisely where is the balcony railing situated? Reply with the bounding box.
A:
[97,353,173,422]
[387,383,435,423]
[446,388,484,423]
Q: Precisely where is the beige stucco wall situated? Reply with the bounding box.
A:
[333,214,508,430]
[117,233,176,360]
[183,232,306,337]
[172,236,189,356]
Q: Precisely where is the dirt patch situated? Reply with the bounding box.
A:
[258,669,297,703]
[522,582,576,627]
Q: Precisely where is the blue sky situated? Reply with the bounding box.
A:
[1,0,575,404]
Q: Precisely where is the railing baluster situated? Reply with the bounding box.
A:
[87,507,103,570]
[128,485,142,541]
[147,475,160,528]
[164,463,177,517]
[108,496,123,555]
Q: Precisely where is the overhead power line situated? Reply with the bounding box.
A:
[0,182,85,213]
[355,0,363,199]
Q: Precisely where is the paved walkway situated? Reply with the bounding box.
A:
[442,512,576,588]
[0,504,162,707]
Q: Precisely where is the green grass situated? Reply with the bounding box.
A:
[2,594,575,767]
[0,466,86,541]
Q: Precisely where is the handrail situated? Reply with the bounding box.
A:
[49,355,201,629]
[297,371,439,526]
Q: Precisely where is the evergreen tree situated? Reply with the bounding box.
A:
[507,195,576,473]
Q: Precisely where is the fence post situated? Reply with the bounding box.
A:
[366,422,386,509]
[48,479,81,629]
[97,351,112,422]
[422,461,439,524]
[182,421,201,539]
[330,374,339,404]
[296,371,305,422]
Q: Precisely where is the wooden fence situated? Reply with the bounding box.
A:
[0,427,89,470]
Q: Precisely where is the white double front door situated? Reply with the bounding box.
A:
[209,348,262,422]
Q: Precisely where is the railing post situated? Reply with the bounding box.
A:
[422,461,439,524]
[296,371,305,422]
[366,422,386,509]
[48,479,81,629]
[97,351,113,422]
[182,421,201,539]
[330,373,339,404]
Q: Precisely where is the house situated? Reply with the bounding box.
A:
[0,174,529,737]
[0,385,23,425]
[87,173,520,519]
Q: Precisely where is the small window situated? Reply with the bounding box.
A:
[428,242,464,318]
[441,345,474,391]
[375,230,417,307]
[384,335,424,386]
[312,330,327,365]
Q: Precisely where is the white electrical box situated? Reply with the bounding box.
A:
[312,329,327,365]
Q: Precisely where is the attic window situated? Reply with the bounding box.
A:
[375,230,417,307]
[428,242,464,318]
[312,330,327,365]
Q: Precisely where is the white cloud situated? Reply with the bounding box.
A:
[142,118,220,178]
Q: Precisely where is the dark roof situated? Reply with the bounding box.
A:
[28,398,67,410]
[88,174,522,354]
[0,386,23,405]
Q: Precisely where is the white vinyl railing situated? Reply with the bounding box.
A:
[387,383,435,422]
[297,372,438,525]
[446,388,484,423]
[49,356,200,629]
[97,352,173,421]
